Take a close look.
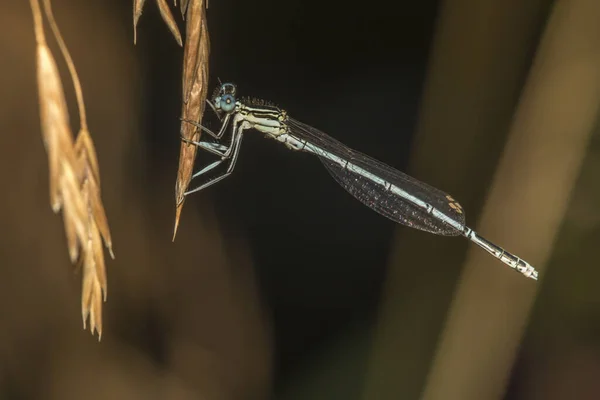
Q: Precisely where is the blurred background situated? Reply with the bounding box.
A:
[2,0,600,399]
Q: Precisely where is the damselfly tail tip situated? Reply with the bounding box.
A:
[519,260,539,281]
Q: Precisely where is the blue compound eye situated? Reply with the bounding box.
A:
[219,94,236,112]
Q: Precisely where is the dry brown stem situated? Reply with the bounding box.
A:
[30,0,115,340]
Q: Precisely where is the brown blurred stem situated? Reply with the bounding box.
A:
[420,0,600,398]
[29,0,44,45]
[42,0,88,130]
[363,0,552,398]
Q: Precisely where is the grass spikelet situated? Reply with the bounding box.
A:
[173,0,210,240]
[30,0,115,340]
[134,0,183,46]
[131,0,210,239]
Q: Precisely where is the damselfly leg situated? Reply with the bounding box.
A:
[181,107,246,195]
[180,104,235,158]
[184,125,245,195]
[181,136,228,157]
[181,110,231,141]
[179,139,228,179]
[206,99,225,123]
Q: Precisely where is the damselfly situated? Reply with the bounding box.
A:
[181,82,538,281]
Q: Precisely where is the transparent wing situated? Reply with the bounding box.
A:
[286,118,465,236]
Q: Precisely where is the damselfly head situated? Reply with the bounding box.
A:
[212,82,237,114]
[212,81,236,97]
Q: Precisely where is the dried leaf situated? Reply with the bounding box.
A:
[173,0,209,240]
[84,178,107,299]
[133,0,147,44]
[180,0,190,18]
[88,183,114,259]
[134,0,183,46]
[90,216,107,301]
[90,277,103,339]
[81,248,94,323]
[81,238,101,333]
[156,0,183,46]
